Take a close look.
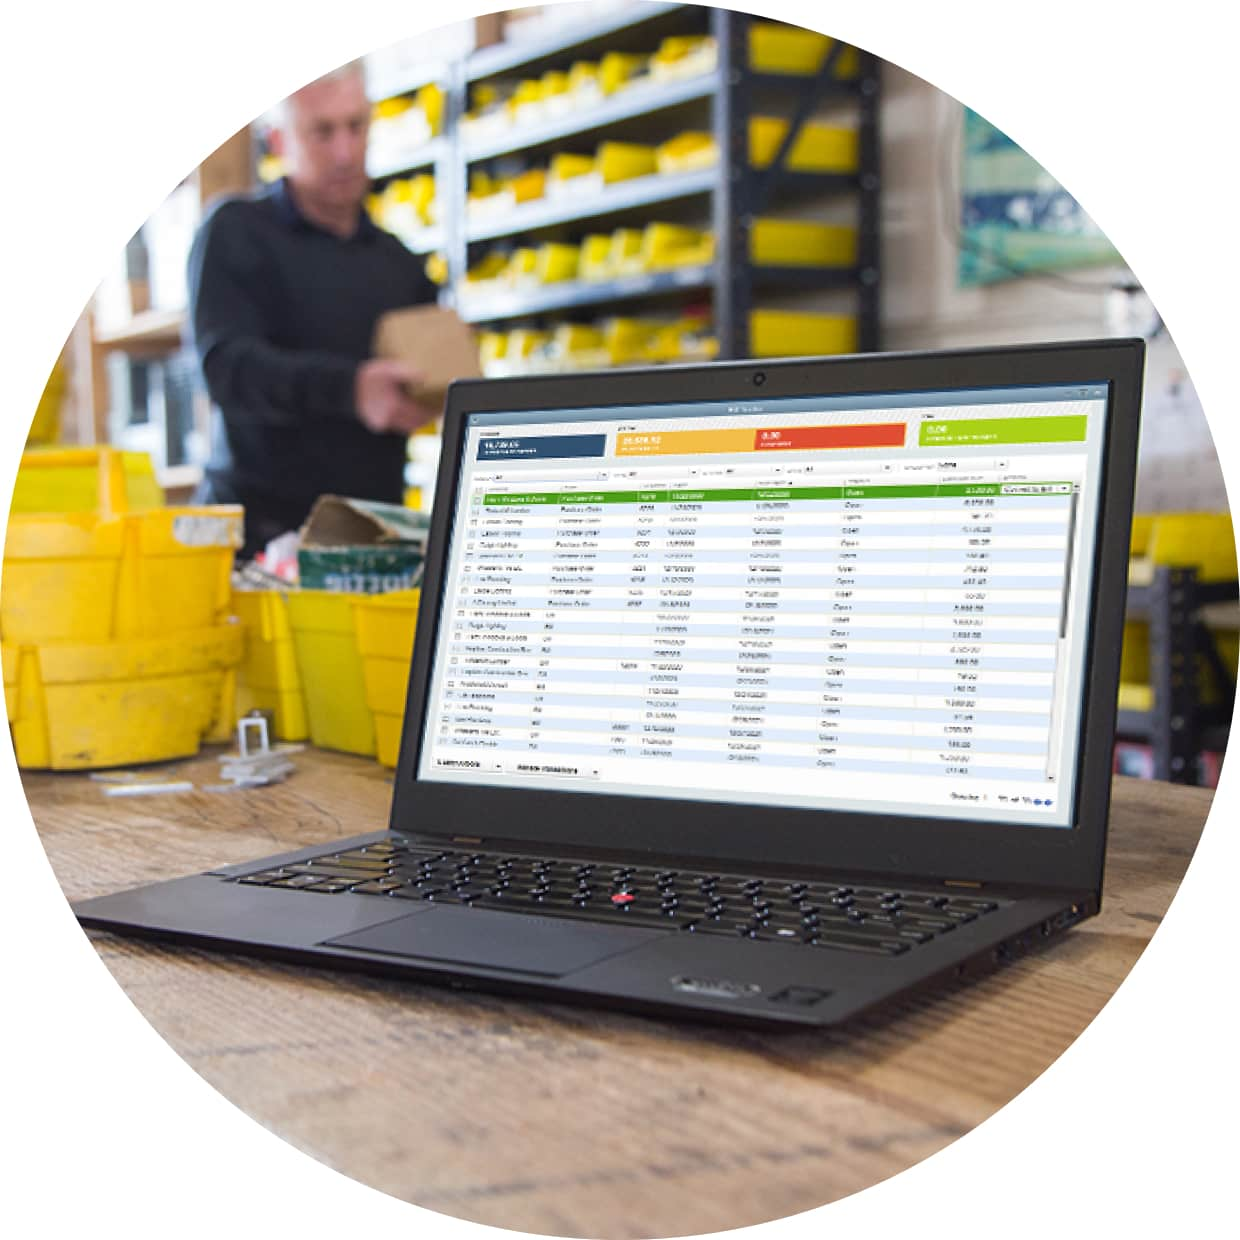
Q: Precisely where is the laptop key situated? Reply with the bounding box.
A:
[268,874,325,889]
[350,878,405,895]
[810,932,909,956]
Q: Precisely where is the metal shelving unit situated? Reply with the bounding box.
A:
[1118,566,1236,783]
[371,3,881,359]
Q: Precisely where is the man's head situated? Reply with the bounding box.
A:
[280,62,370,218]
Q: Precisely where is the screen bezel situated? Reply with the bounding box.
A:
[390,340,1143,894]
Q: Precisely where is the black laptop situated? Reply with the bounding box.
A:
[74,339,1144,1029]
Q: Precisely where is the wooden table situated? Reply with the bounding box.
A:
[25,748,1212,1239]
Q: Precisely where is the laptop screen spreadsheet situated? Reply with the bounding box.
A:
[420,383,1110,829]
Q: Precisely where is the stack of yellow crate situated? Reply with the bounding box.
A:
[2,447,244,769]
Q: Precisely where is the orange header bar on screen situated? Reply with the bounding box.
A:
[615,423,907,457]
[615,429,755,456]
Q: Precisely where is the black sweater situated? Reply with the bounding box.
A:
[188,178,436,543]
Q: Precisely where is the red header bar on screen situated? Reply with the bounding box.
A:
[754,423,907,451]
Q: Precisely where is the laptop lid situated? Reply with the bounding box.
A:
[391,340,1144,895]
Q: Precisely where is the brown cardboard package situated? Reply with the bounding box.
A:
[372,305,482,410]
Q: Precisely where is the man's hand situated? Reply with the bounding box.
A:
[354,359,438,434]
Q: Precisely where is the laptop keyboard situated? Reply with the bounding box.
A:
[233,837,1000,957]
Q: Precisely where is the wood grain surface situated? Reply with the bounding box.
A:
[23,749,1214,1239]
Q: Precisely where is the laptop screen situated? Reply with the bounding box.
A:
[418,380,1111,830]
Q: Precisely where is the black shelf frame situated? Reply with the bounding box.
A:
[374,4,881,356]
[1118,566,1236,783]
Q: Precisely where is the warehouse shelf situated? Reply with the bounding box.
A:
[386,225,445,255]
[366,61,451,105]
[368,136,446,180]
[456,262,859,323]
[457,264,714,322]
[463,73,717,161]
[466,2,689,81]
[377,7,883,356]
[464,168,716,241]
[1118,564,1237,784]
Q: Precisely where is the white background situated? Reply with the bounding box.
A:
[0,1,1234,1236]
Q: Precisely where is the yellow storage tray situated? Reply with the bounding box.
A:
[656,132,718,174]
[1132,512,1237,583]
[231,589,309,742]
[597,142,657,184]
[751,219,857,267]
[536,242,580,283]
[579,234,615,281]
[614,223,714,275]
[1117,682,1153,713]
[353,590,421,768]
[748,22,859,78]
[4,620,241,770]
[749,311,857,357]
[11,446,163,515]
[598,51,645,95]
[285,590,375,757]
[749,117,858,173]
[2,505,242,644]
[548,152,596,188]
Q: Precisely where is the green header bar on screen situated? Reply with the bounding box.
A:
[918,415,1088,447]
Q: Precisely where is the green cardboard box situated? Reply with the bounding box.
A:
[296,495,429,594]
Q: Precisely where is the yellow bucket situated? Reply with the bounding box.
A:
[2,505,242,644]
[353,590,421,768]
[285,590,375,757]
[4,620,242,770]
[231,589,309,742]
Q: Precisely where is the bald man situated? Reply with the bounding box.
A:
[188,62,438,558]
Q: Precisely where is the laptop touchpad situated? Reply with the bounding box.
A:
[322,907,662,977]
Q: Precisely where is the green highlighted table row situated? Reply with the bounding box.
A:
[482,483,1073,506]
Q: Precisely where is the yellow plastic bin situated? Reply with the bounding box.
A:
[353,590,421,768]
[748,23,859,78]
[4,620,242,770]
[285,590,375,757]
[231,589,309,742]
[750,311,857,357]
[536,242,580,283]
[9,446,164,515]
[751,220,857,267]
[597,141,657,184]
[2,505,242,644]
[749,117,858,173]
[656,132,718,174]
